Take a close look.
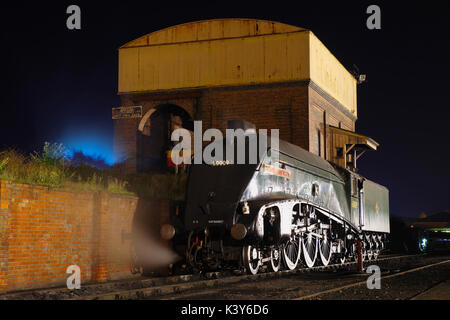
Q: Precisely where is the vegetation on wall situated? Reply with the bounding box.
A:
[0,142,187,201]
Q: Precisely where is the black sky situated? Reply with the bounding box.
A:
[1,1,449,217]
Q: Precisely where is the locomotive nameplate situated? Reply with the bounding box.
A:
[262,164,291,179]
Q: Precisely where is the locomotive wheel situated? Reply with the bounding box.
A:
[186,231,208,272]
[379,238,385,251]
[282,236,301,270]
[338,243,346,264]
[332,244,345,264]
[334,240,346,264]
[243,245,261,275]
[318,231,332,266]
[188,244,203,272]
[373,248,380,260]
[366,239,373,261]
[269,246,282,272]
[302,232,318,268]
[372,238,380,260]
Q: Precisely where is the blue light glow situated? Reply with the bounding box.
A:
[59,129,115,165]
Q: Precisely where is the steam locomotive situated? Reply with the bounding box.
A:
[163,131,389,274]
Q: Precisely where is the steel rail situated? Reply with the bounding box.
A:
[74,253,416,300]
[292,259,450,300]
[0,253,419,300]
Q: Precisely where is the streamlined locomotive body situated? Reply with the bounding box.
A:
[179,134,389,274]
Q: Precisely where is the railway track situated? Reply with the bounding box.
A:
[73,254,421,300]
[156,253,450,300]
[293,258,450,300]
[0,253,420,300]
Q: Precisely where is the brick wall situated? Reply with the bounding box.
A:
[199,84,310,148]
[0,180,166,294]
[115,83,311,172]
[114,81,356,172]
[114,117,139,174]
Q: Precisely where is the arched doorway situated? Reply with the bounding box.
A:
[137,104,193,172]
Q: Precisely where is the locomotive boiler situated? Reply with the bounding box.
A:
[166,133,389,274]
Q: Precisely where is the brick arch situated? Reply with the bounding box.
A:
[138,108,156,133]
[138,103,193,135]
[136,103,193,172]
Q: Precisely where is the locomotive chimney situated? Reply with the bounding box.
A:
[227,120,257,134]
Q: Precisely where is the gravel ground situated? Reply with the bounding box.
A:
[1,253,448,300]
[155,254,450,300]
[315,263,450,300]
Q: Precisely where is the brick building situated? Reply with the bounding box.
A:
[114,19,376,173]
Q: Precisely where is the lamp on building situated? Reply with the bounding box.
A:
[358,74,367,84]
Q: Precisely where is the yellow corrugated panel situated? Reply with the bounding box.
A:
[119,31,311,94]
[309,33,357,117]
[238,36,266,83]
[118,49,140,93]
[122,19,303,48]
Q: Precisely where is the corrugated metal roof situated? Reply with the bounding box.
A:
[121,18,306,48]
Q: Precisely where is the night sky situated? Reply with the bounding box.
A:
[1,1,449,217]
